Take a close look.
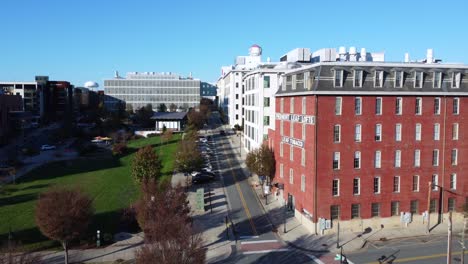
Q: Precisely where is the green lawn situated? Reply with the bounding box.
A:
[0,134,180,249]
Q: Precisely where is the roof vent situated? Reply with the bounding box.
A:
[426,49,434,64]
[404,53,410,63]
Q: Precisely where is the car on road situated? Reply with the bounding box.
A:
[191,169,216,177]
[219,130,226,136]
[40,145,56,151]
[192,173,215,184]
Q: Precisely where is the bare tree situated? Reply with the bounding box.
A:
[35,187,94,264]
[187,110,206,130]
[131,146,162,183]
[169,103,178,112]
[161,129,173,145]
[174,139,204,174]
[246,144,276,184]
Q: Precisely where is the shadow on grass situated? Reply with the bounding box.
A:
[0,193,38,207]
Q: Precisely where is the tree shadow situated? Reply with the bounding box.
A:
[0,193,38,207]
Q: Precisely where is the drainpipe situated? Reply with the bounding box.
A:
[313,94,318,235]
[441,96,447,222]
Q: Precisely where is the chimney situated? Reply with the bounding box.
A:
[426,49,434,64]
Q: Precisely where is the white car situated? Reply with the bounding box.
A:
[41,145,56,151]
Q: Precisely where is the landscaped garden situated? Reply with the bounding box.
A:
[0,134,181,250]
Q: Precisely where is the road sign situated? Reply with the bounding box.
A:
[196,188,204,211]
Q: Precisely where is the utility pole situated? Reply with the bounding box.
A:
[447,211,452,264]
[461,217,467,264]
[427,181,432,233]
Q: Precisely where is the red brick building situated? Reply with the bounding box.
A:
[270,61,468,233]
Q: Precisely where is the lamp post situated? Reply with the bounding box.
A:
[283,201,287,233]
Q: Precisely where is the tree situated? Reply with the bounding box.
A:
[187,110,205,130]
[135,105,154,128]
[169,103,177,112]
[132,146,162,183]
[246,144,276,184]
[174,139,204,174]
[157,103,167,113]
[35,187,94,264]
[161,129,173,145]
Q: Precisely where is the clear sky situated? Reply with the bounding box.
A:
[1,0,467,87]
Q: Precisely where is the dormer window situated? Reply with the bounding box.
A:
[307,71,314,90]
[395,71,404,88]
[354,70,363,87]
[433,72,442,88]
[452,72,461,88]
[334,69,344,88]
[414,72,423,88]
[375,70,384,88]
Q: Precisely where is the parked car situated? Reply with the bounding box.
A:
[192,173,215,184]
[219,130,226,136]
[191,169,216,177]
[40,145,56,151]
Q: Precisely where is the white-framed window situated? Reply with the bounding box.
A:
[333,152,340,170]
[333,125,341,143]
[335,70,344,87]
[395,97,403,115]
[354,69,363,87]
[332,179,340,196]
[395,71,404,88]
[302,97,306,114]
[373,177,381,194]
[375,150,381,168]
[375,97,382,115]
[290,97,295,113]
[375,70,384,88]
[434,98,441,115]
[450,173,457,190]
[412,175,420,192]
[301,149,305,167]
[289,168,294,184]
[280,142,284,157]
[395,123,402,141]
[434,123,440,141]
[395,150,401,168]
[280,98,284,113]
[393,176,400,193]
[302,123,306,140]
[414,71,423,88]
[280,163,284,178]
[375,124,382,141]
[452,72,461,88]
[451,149,458,165]
[354,151,361,169]
[432,174,439,191]
[301,174,306,192]
[432,149,439,166]
[280,120,284,136]
[414,149,421,167]
[290,145,294,161]
[355,97,362,115]
[355,124,362,142]
[415,123,422,141]
[335,97,342,115]
[353,178,360,195]
[452,123,459,140]
[433,72,442,88]
[453,98,460,115]
[415,97,422,115]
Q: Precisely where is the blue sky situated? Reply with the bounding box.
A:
[1,0,467,87]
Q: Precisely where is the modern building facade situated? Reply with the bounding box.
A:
[0,94,23,144]
[104,72,200,111]
[271,49,468,234]
[0,82,40,113]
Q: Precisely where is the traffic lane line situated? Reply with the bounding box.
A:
[365,250,464,263]
[243,249,290,255]
[241,239,278,244]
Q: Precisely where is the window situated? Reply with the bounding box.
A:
[355,124,362,142]
[330,205,340,220]
[395,71,403,88]
[451,149,458,165]
[236,104,239,110]
[333,152,340,170]
[452,72,461,88]
[354,70,363,87]
[453,98,460,115]
[373,177,381,194]
[375,70,383,88]
[448,198,456,212]
[429,199,438,213]
[395,123,402,141]
[375,151,381,168]
[415,123,422,141]
[375,124,382,141]
[302,97,306,114]
[371,203,380,217]
[236,94,239,99]
[301,149,305,166]
[432,174,438,191]
[332,179,340,196]
[452,123,459,140]
[375,97,382,115]
[393,176,400,193]
[395,97,403,115]
[236,82,239,88]
[263,76,270,88]
[280,142,283,157]
[395,150,401,168]
[335,97,342,115]
[433,72,442,88]
[414,149,421,167]
[412,175,420,192]
[289,168,294,184]
[434,98,441,115]
[353,178,360,195]
[432,149,439,166]
[333,125,341,143]
[351,204,361,219]
[264,97,270,107]
[355,97,362,115]
[280,98,284,113]
[290,145,294,161]
[414,71,423,88]
[434,123,440,140]
[280,121,284,136]
[301,174,306,192]
[236,114,239,120]
[415,97,422,115]
[334,70,343,87]
[263,116,270,126]
[280,163,284,178]
[410,200,419,214]
[391,201,400,216]
[450,173,457,190]
[354,151,361,169]
[290,98,295,113]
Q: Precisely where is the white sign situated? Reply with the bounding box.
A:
[281,136,305,148]
[264,185,270,195]
[275,113,315,125]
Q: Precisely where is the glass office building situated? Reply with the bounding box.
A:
[104,72,200,111]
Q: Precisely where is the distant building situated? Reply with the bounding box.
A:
[0,82,40,113]
[104,72,201,112]
[0,94,23,144]
[200,82,217,103]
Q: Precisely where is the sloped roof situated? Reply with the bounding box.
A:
[151,111,187,120]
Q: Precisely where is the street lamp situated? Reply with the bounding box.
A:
[283,201,287,233]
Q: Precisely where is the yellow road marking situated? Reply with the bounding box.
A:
[365,250,465,263]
